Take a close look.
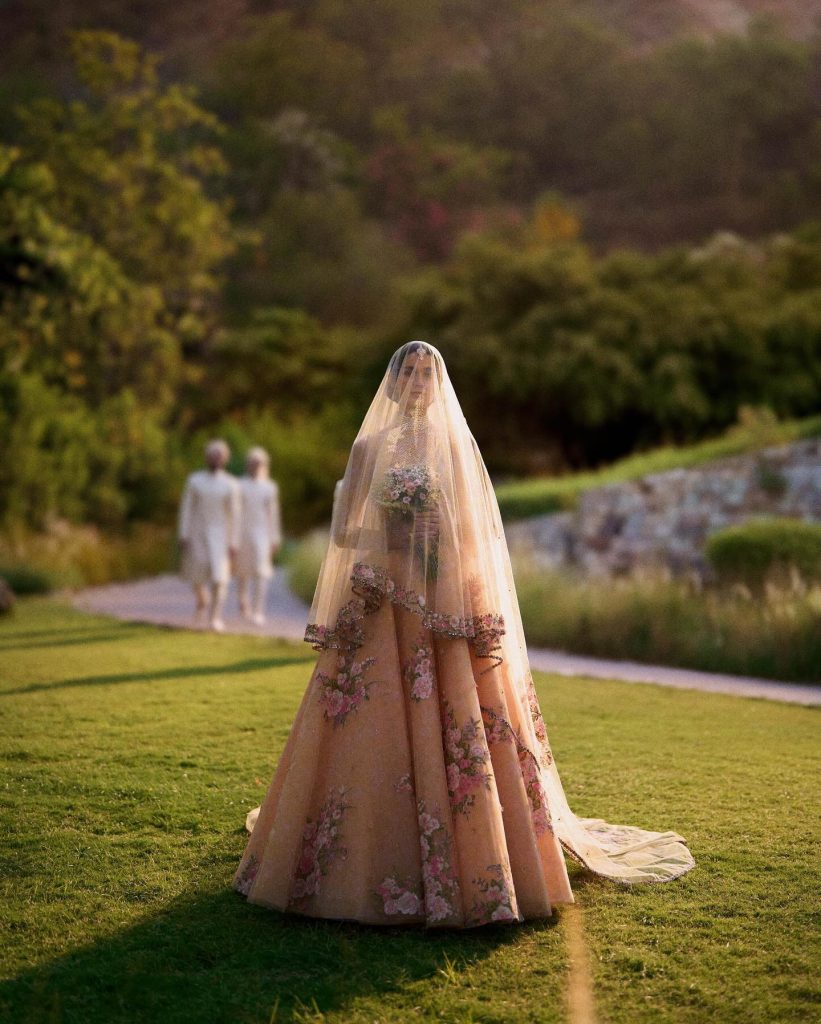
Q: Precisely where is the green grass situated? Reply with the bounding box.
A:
[1,600,818,1023]
[495,412,821,521]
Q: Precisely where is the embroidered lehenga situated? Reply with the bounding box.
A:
[233,342,694,926]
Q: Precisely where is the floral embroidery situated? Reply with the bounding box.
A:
[289,787,350,907]
[376,876,424,917]
[404,636,436,701]
[394,773,414,793]
[481,705,515,746]
[418,801,461,923]
[481,705,553,836]
[525,673,548,743]
[376,801,460,923]
[234,853,259,897]
[443,702,492,814]
[350,562,505,669]
[518,748,552,836]
[468,863,518,925]
[305,598,366,652]
[317,655,377,726]
[376,464,440,513]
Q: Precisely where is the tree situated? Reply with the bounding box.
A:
[17,31,236,382]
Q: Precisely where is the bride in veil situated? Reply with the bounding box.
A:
[234,341,694,926]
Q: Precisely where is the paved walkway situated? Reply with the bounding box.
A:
[72,573,821,706]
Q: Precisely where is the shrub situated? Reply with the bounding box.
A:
[285,529,328,605]
[0,562,56,594]
[706,519,821,587]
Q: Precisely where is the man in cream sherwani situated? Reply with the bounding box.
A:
[178,439,240,632]
[236,446,282,626]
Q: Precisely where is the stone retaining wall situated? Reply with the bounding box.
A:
[505,439,821,578]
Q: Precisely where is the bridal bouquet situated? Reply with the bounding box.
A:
[375,464,440,515]
[376,464,441,579]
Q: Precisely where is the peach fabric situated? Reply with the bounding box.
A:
[233,342,694,927]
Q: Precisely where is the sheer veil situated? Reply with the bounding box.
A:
[302,341,694,885]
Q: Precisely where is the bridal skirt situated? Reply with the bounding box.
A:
[233,597,694,927]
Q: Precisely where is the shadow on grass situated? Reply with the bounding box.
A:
[2,657,316,697]
[0,630,140,652]
[0,886,551,1024]
[0,624,130,641]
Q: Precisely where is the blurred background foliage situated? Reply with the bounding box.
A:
[1,2,821,548]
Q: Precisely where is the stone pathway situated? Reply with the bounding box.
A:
[72,573,821,706]
[72,572,308,642]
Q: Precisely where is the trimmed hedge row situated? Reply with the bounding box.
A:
[706,519,821,586]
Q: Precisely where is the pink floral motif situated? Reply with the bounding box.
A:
[525,673,549,744]
[469,863,518,926]
[376,801,460,923]
[417,801,460,923]
[394,773,414,794]
[349,562,505,669]
[481,706,514,746]
[481,705,553,837]
[289,787,350,907]
[404,636,436,701]
[317,655,376,726]
[376,876,423,918]
[305,598,366,652]
[442,703,492,814]
[234,853,259,897]
[518,749,552,836]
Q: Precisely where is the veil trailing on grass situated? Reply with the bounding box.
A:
[294,340,694,885]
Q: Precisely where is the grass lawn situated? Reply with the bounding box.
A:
[1,600,818,1024]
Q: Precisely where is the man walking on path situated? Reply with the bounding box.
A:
[236,446,282,626]
[178,439,240,632]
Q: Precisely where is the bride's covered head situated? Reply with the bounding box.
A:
[386,340,443,406]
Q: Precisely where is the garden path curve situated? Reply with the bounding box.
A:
[72,573,821,707]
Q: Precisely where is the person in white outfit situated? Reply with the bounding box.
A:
[178,439,240,632]
[236,446,282,626]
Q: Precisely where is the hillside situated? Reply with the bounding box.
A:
[3,1,819,81]
[585,0,818,45]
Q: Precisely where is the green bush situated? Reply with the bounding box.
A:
[285,529,328,605]
[0,562,56,595]
[706,519,821,587]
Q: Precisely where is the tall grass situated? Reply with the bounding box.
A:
[0,521,175,590]
[514,563,821,682]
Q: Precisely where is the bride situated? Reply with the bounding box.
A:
[234,341,694,926]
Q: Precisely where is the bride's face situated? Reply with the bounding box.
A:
[397,350,435,408]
